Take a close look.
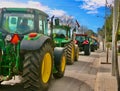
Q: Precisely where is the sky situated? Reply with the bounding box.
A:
[0,0,113,33]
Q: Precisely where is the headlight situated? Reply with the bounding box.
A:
[5,35,12,41]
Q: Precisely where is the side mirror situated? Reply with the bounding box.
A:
[55,18,59,26]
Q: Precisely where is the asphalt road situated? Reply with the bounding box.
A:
[49,51,100,91]
[0,51,100,91]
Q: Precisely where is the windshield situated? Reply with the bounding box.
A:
[53,28,66,38]
[76,36,88,42]
[2,13,34,34]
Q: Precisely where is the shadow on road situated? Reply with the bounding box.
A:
[0,76,93,91]
[49,76,93,91]
[89,54,99,58]
[79,52,100,58]
[0,84,24,91]
[66,61,92,70]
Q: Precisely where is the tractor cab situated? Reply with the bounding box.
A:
[0,8,48,35]
[53,28,66,38]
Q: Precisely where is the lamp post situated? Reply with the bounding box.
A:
[112,0,120,90]
[112,0,120,75]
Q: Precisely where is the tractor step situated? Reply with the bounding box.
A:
[0,76,22,85]
[0,75,4,82]
[0,75,12,82]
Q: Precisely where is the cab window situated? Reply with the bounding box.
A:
[39,15,48,35]
[39,15,44,34]
[2,13,34,34]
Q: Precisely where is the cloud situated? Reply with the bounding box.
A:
[49,9,66,17]
[0,1,50,11]
[78,0,113,14]
[28,1,51,11]
[0,0,67,17]
[87,10,98,14]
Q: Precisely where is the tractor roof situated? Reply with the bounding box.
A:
[0,7,48,17]
[75,33,88,36]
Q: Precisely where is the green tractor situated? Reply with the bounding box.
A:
[50,18,79,65]
[0,8,66,91]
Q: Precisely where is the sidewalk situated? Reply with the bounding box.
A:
[95,50,118,91]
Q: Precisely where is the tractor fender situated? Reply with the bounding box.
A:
[54,47,66,65]
[20,35,53,51]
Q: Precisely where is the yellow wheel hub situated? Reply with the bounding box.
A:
[41,52,52,83]
[61,55,66,72]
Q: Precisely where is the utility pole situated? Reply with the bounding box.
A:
[112,0,119,76]
[112,0,120,90]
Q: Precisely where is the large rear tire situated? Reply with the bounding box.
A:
[22,43,53,91]
[84,44,90,55]
[53,51,66,79]
[66,42,75,65]
[91,45,95,52]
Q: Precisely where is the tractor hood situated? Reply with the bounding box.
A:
[54,38,71,43]
[23,33,42,40]
[54,37,71,47]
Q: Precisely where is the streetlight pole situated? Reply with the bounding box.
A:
[112,0,120,90]
[112,0,119,76]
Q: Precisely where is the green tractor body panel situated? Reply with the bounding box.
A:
[52,27,71,47]
[23,33,42,40]
[21,34,52,50]
[0,33,4,49]
[0,36,21,76]
[54,37,71,47]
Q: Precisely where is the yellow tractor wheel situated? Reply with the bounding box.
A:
[53,47,66,79]
[23,42,53,91]
[66,42,75,65]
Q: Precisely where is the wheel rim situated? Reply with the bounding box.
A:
[61,55,66,72]
[41,52,52,83]
[71,46,74,62]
